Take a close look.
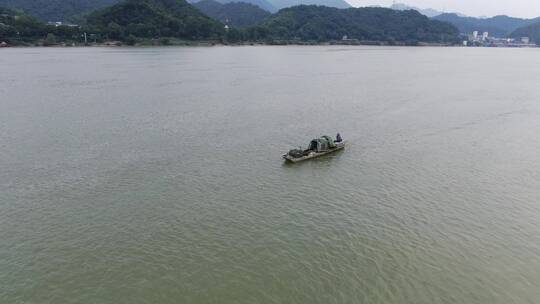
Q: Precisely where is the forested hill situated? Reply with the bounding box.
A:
[193,0,270,28]
[269,0,349,10]
[0,0,348,22]
[86,0,224,40]
[210,0,275,13]
[248,6,459,44]
[433,13,540,37]
[0,0,119,21]
[2,1,461,45]
[0,6,81,44]
[510,23,540,45]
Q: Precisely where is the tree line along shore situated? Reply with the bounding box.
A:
[1,0,461,47]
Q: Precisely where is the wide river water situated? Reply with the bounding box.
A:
[2,46,540,303]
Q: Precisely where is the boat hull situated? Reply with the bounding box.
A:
[283,141,346,163]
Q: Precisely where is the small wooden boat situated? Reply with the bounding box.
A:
[283,135,346,163]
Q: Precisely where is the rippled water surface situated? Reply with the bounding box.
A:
[2,46,540,303]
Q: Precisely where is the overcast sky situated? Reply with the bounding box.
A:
[347,0,540,18]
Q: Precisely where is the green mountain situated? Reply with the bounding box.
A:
[193,0,270,28]
[0,0,119,21]
[210,0,349,12]
[510,23,540,44]
[433,13,540,37]
[86,0,224,40]
[246,6,458,43]
[213,0,275,13]
[0,0,346,22]
[269,0,349,10]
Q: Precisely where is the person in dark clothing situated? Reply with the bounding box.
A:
[336,133,342,143]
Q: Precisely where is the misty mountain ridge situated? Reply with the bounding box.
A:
[434,13,540,37]
[510,22,540,44]
[390,3,466,18]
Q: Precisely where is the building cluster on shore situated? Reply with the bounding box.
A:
[46,21,79,27]
[463,31,536,47]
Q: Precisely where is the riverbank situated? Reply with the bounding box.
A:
[0,38,460,48]
[2,37,535,48]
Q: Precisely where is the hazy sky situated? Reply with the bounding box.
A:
[347,0,540,18]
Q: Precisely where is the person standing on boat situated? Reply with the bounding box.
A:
[336,133,342,143]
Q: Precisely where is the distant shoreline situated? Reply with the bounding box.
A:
[3,37,538,49]
[2,42,536,48]
[0,40,462,48]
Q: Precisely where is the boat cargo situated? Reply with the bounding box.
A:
[283,134,346,163]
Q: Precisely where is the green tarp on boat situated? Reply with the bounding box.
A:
[308,136,337,152]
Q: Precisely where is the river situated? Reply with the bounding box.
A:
[2,46,540,303]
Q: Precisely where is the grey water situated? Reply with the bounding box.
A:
[2,46,540,303]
